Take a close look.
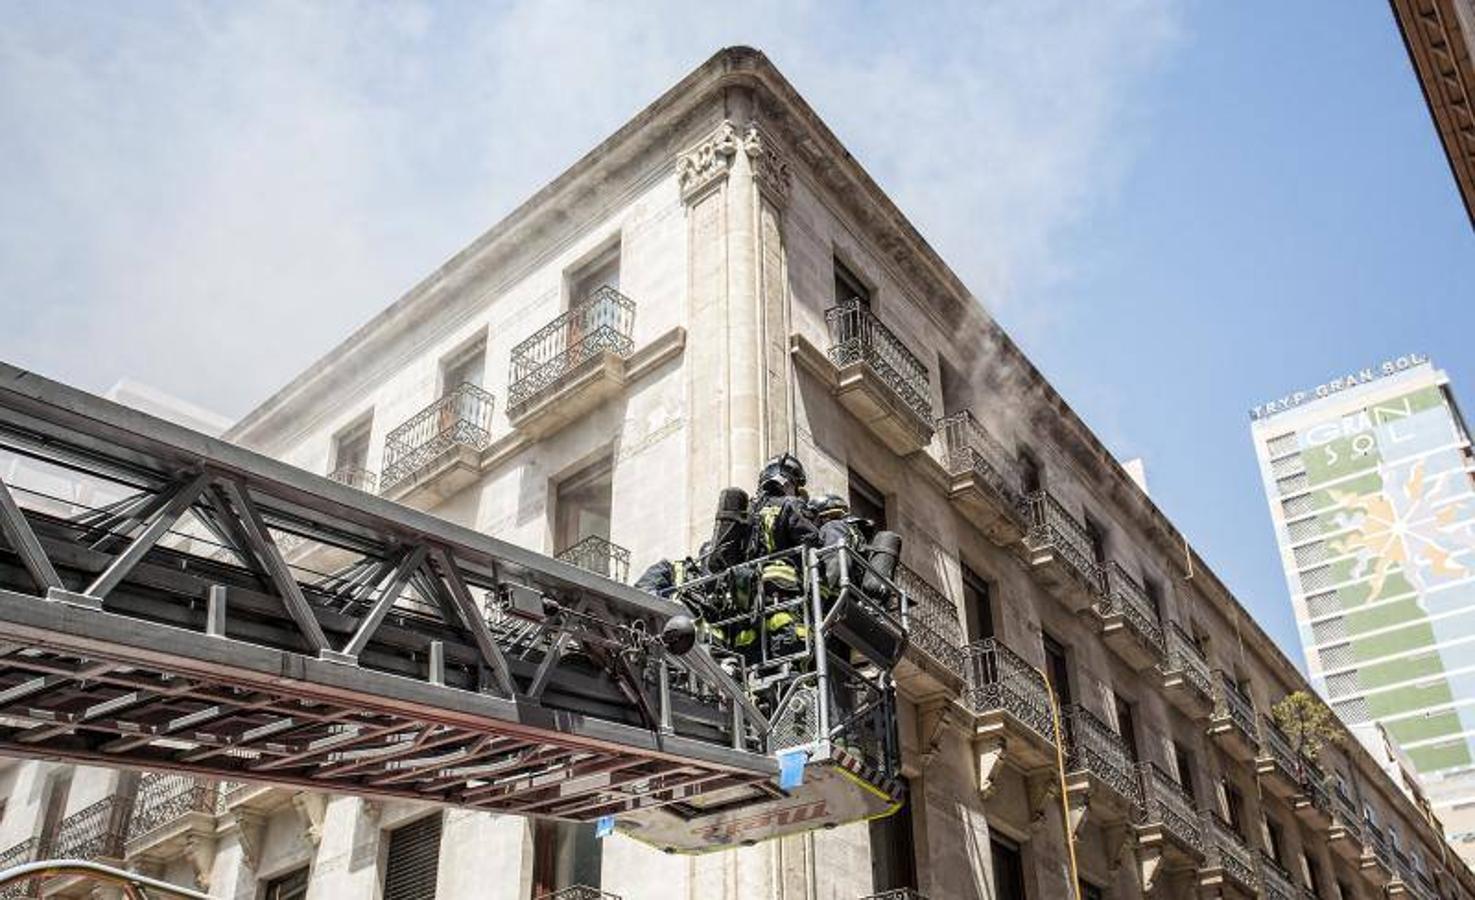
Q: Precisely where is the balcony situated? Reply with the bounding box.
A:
[964,639,1059,794]
[1198,814,1258,899]
[1062,705,1141,831]
[1258,853,1301,900]
[1289,764,1332,830]
[1089,562,1165,672]
[822,300,934,455]
[891,564,966,698]
[1022,491,1101,612]
[327,463,378,493]
[1158,622,1214,720]
[1207,674,1259,762]
[507,287,636,440]
[1255,715,1302,798]
[859,892,930,900]
[1326,785,1365,863]
[381,382,496,505]
[125,773,218,877]
[937,411,1025,545]
[0,838,40,900]
[42,795,134,897]
[555,535,631,583]
[535,889,621,900]
[1134,762,1205,867]
[1390,849,1416,897]
[1361,823,1395,887]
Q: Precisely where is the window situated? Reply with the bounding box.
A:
[383,814,442,900]
[1174,743,1196,800]
[1265,817,1285,866]
[962,565,994,642]
[939,356,968,415]
[1019,449,1043,494]
[990,835,1027,900]
[440,341,486,393]
[1079,881,1104,900]
[569,243,621,305]
[834,257,871,307]
[264,867,309,900]
[531,820,602,897]
[1304,852,1324,899]
[870,780,917,891]
[1142,576,1164,620]
[554,457,613,555]
[331,417,372,474]
[1223,778,1246,839]
[1114,694,1139,763]
[1042,633,1071,707]
[1084,515,1108,566]
[847,470,887,530]
[1336,880,1352,900]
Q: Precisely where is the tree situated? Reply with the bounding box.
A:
[1271,690,1343,774]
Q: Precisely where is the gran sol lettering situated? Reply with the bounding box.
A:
[1250,353,1428,421]
[693,799,831,843]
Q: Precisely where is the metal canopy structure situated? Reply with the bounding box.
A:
[0,361,781,831]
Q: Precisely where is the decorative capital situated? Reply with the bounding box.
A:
[744,122,793,208]
[677,120,739,203]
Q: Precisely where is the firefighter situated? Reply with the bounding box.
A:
[733,455,819,665]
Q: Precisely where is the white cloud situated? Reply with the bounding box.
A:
[0,0,1181,418]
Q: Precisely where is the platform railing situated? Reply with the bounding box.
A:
[1136,762,1203,854]
[1365,821,1394,870]
[937,410,1018,502]
[50,795,132,862]
[509,286,636,410]
[555,535,631,584]
[1160,621,1212,697]
[824,300,932,423]
[327,464,378,494]
[1023,490,1101,589]
[962,638,1056,744]
[1330,784,1362,840]
[1098,562,1165,654]
[381,382,496,490]
[1062,704,1141,807]
[1200,813,1257,891]
[127,773,217,840]
[893,563,965,676]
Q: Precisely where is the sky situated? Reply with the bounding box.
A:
[0,1,1471,666]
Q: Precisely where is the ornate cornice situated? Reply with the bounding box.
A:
[677,120,739,203]
[1391,0,1475,229]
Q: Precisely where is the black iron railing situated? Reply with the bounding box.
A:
[893,564,965,677]
[1023,491,1101,590]
[963,638,1056,744]
[1200,813,1257,890]
[0,838,39,900]
[1258,852,1299,900]
[1365,821,1394,870]
[509,286,636,410]
[534,888,622,900]
[937,411,1019,504]
[1160,621,1212,700]
[381,382,496,490]
[859,891,930,900]
[327,464,378,493]
[1259,714,1300,781]
[1330,784,1362,840]
[1296,762,1331,817]
[1136,762,1203,855]
[1212,672,1259,749]
[555,535,631,584]
[1098,562,1165,655]
[1062,705,1141,807]
[824,300,932,423]
[51,795,132,861]
[127,773,217,840]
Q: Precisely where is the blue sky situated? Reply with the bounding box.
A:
[0,1,1471,665]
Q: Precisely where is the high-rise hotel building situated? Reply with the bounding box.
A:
[1252,354,1475,855]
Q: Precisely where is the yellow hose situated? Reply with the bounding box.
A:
[1044,671,1083,900]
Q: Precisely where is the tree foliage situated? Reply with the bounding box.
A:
[1271,690,1343,763]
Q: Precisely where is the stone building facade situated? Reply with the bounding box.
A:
[0,46,1472,900]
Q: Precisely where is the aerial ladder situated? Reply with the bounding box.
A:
[0,362,910,854]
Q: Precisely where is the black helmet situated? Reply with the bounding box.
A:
[809,494,848,522]
[762,452,807,487]
[758,463,795,496]
[842,514,877,543]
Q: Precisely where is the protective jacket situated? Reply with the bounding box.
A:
[747,493,819,591]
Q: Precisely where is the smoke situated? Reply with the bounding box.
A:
[0,1,1182,418]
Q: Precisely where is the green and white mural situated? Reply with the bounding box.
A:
[1290,383,1475,778]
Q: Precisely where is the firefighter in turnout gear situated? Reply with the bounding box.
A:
[733,455,819,665]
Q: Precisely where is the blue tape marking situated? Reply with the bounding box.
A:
[778,749,807,790]
[595,815,615,838]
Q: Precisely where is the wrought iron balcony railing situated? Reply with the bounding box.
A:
[1136,762,1204,855]
[1098,562,1165,654]
[327,464,378,493]
[127,773,217,840]
[0,838,40,900]
[1330,785,1362,839]
[937,410,1019,503]
[963,638,1057,745]
[534,888,622,900]
[1160,620,1212,698]
[1023,490,1101,590]
[824,300,933,424]
[1211,672,1259,747]
[381,382,496,490]
[1259,714,1301,780]
[1365,821,1394,870]
[509,286,636,411]
[51,795,132,861]
[893,563,966,677]
[860,891,930,900]
[1200,813,1257,891]
[1258,853,1299,900]
[555,535,631,584]
[1063,704,1141,806]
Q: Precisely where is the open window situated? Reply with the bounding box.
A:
[531,820,602,897]
[962,564,995,642]
[554,456,614,555]
[847,469,887,530]
[440,340,486,394]
[568,242,621,307]
[834,256,872,308]
[1018,448,1044,494]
